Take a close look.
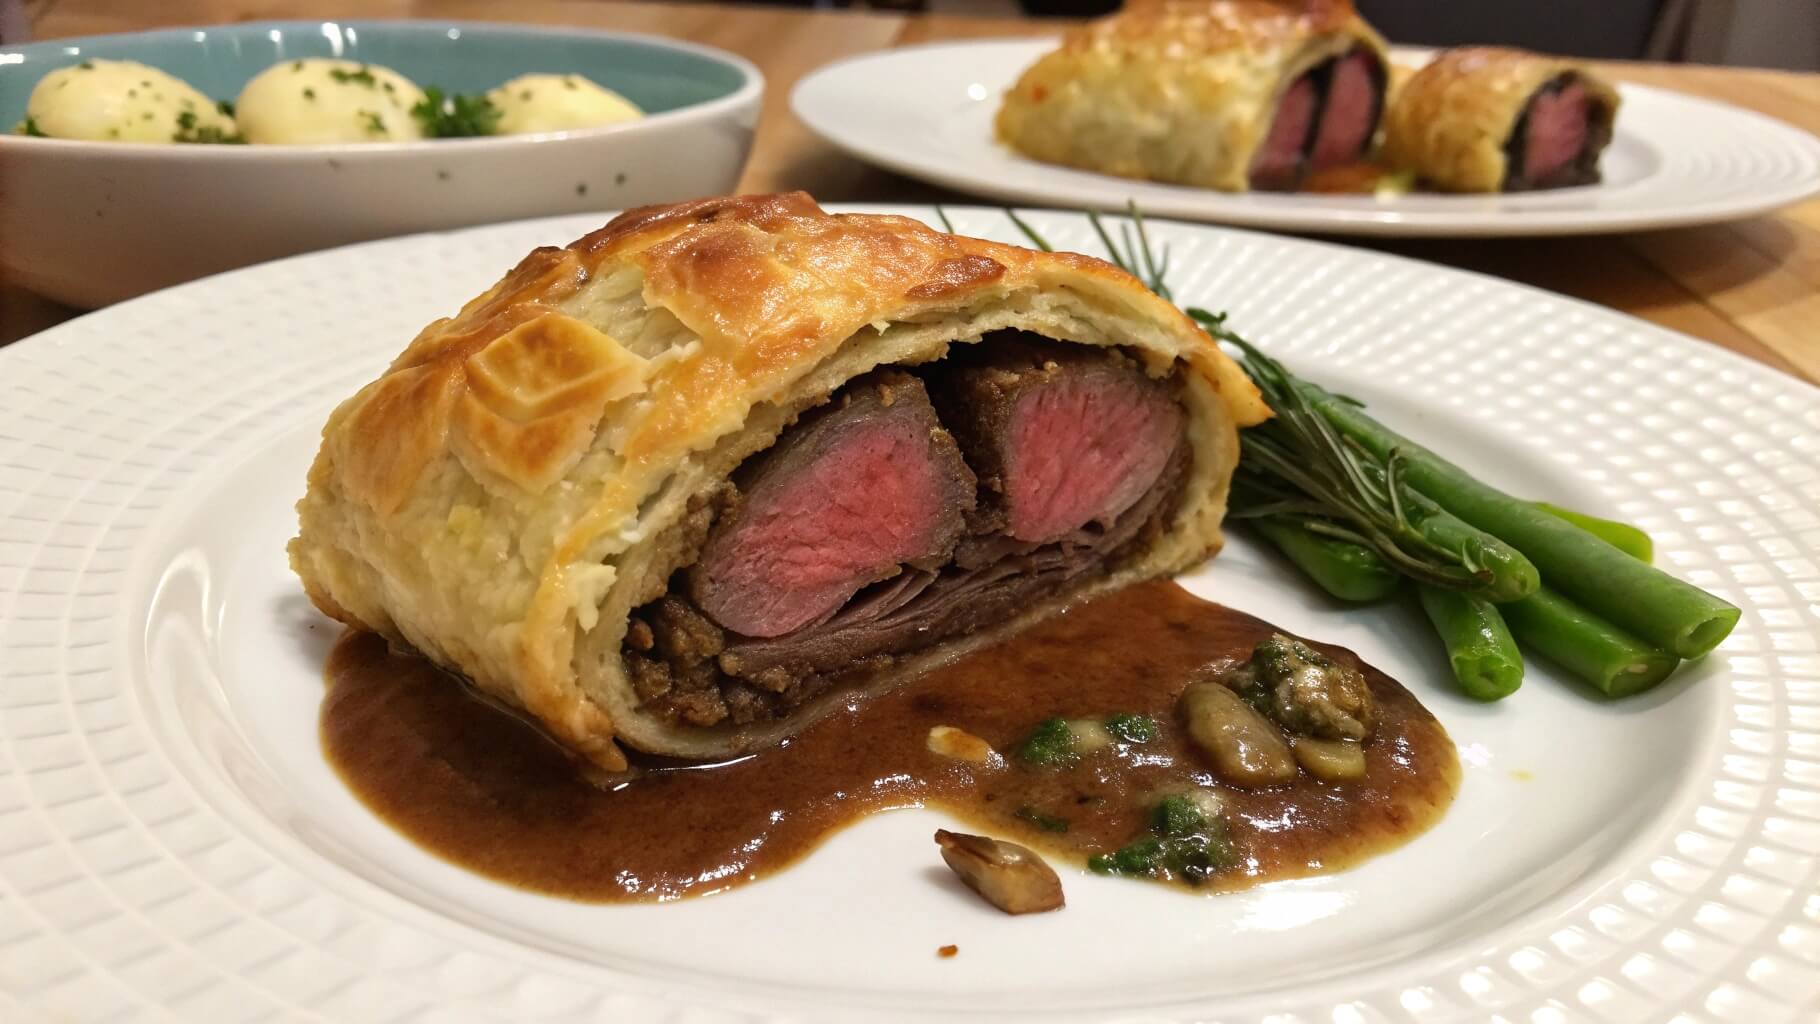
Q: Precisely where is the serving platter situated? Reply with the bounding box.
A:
[792,40,1820,237]
[2,205,1817,1022]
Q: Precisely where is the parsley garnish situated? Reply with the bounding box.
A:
[358,110,386,135]
[18,116,48,138]
[302,87,316,101]
[216,99,236,117]
[1015,718,1078,766]
[330,66,377,87]
[172,109,245,144]
[1151,795,1206,837]
[1088,796,1237,885]
[1104,713,1157,743]
[409,87,501,138]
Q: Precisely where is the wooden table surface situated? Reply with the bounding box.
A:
[7,0,1820,387]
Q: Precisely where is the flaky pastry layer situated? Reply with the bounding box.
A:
[994,0,1388,192]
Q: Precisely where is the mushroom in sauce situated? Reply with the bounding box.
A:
[1228,633,1377,741]
[1178,680,1297,788]
[934,830,1065,914]
[1290,735,1367,782]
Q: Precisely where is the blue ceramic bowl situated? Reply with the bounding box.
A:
[0,21,764,307]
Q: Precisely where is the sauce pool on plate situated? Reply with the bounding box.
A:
[321,579,1459,902]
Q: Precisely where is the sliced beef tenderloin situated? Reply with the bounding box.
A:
[718,436,1189,684]
[1252,48,1386,189]
[928,336,1182,547]
[1309,50,1383,168]
[687,371,975,640]
[1505,75,1609,190]
[1250,74,1321,190]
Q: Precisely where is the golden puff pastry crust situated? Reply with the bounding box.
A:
[290,193,1268,771]
[994,0,1389,192]
[1383,47,1620,193]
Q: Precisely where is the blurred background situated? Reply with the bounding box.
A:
[934,0,1815,69]
[554,0,1812,68]
[5,0,1816,68]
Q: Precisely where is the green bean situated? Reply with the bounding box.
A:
[1302,384,1739,659]
[1533,502,1653,563]
[1501,587,1681,697]
[1415,585,1524,700]
[1251,518,1400,602]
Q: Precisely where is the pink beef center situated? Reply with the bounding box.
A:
[1003,373,1182,544]
[1251,75,1318,184]
[1310,51,1378,168]
[1523,80,1591,184]
[696,423,951,638]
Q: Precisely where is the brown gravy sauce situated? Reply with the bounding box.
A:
[321,579,1459,903]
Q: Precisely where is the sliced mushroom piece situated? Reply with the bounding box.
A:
[1291,736,1367,782]
[934,829,1065,914]
[1179,681,1297,788]
[927,725,996,763]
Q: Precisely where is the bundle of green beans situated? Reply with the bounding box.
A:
[975,202,1737,702]
[1193,312,1735,701]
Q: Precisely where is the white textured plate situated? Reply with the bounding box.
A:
[792,40,1820,237]
[3,206,1819,1023]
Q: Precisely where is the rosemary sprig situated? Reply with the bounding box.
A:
[1005,208,1054,252]
[1197,315,1494,589]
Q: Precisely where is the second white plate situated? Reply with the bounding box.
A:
[793,40,1820,237]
